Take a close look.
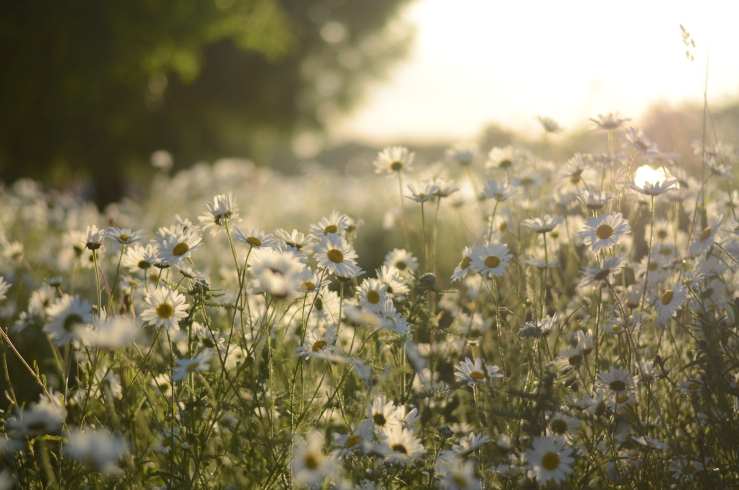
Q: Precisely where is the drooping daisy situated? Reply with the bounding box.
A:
[538,116,563,134]
[199,193,238,233]
[274,228,315,251]
[314,234,359,277]
[172,349,214,382]
[378,426,426,465]
[231,224,275,249]
[578,255,626,288]
[655,285,687,325]
[122,243,158,274]
[85,225,106,251]
[295,267,329,294]
[405,181,440,203]
[590,112,630,131]
[105,227,145,246]
[157,227,202,266]
[482,180,518,202]
[140,286,189,330]
[445,141,477,166]
[486,145,517,171]
[250,247,304,296]
[632,435,670,451]
[525,435,574,484]
[374,146,415,174]
[432,177,462,198]
[443,432,491,458]
[577,190,615,211]
[579,212,631,253]
[622,127,660,159]
[309,211,351,236]
[629,178,678,196]
[522,215,564,234]
[384,248,419,273]
[43,294,93,346]
[469,242,512,277]
[356,278,388,313]
[378,298,412,335]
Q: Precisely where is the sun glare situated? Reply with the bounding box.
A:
[634,165,675,188]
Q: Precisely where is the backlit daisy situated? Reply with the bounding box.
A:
[294,325,337,359]
[106,227,146,246]
[140,286,189,330]
[157,228,202,266]
[578,255,626,288]
[199,193,238,233]
[379,426,425,465]
[579,212,631,253]
[437,457,481,490]
[482,180,518,202]
[368,395,401,433]
[309,210,351,236]
[470,242,512,277]
[655,284,687,325]
[314,234,359,277]
[172,349,213,382]
[384,248,418,273]
[232,224,275,249]
[65,428,128,475]
[356,278,388,313]
[405,181,439,203]
[445,141,477,166]
[455,357,491,386]
[374,146,415,174]
[522,215,564,234]
[688,215,723,256]
[486,145,517,170]
[590,112,630,131]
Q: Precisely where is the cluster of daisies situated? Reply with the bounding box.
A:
[0,112,738,488]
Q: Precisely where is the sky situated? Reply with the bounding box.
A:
[330,0,739,145]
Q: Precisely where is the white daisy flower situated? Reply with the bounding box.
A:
[65,428,128,475]
[655,285,687,325]
[577,190,614,211]
[688,215,723,256]
[154,427,181,453]
[374,146,415,174]
[309,210,351,236]
[524,435,574,484]
[375,265,409,296]
[6,398,66,437]
[292,431,339,487]
[482,180,518,202]
[405,181,440,203]
[384,248,418,273]
[330,420,375,457]
[172,349,213,382]
[522,215,564,234]
[43,294,93,346]
[378,298,412,335]
[231,224,275,249]
[432,177,462,197]
[379,426,426,465]
[314,234,359,277]
[295,325,337,359]
[538,116,563,133]
[470,242,512,277]
[579,255,626,288]
[437,457,482,490]
[579,212,631,253]
[199,193,238,233]
[454,357,500,386]
[122,243,158,273]
[157,228,202,266]
[105,227,146,245]
[451,245,476,282]
[274,228,315,251]
[356,278,388,313]
[590,112,630,131]
[295,267,329,293]
[85,225,106,251]
[623,127,660,159]
[486,145,517,170]
[140,286,189,330]
[367,395,402,432]
[445,141,477,166]
[89,315,139,349]
[629,178,678,196]
[0,277,10,301]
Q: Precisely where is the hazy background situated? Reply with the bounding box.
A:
[1,0,738,207]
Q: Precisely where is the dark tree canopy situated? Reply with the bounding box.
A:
[0,0,413,206]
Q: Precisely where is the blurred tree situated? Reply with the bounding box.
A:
[0,0,413,206]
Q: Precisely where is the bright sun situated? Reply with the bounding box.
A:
[634,165,676,188]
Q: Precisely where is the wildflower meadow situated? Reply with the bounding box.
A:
[1,113,739,489]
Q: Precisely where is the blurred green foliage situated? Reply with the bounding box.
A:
[0,0,413,205]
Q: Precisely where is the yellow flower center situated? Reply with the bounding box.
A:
[541,452,560,471]
[520,177,533,186]
[311,340,327,352]
[635,140,648,151]
[616,393,630,403]
[395,260,407,270]
[687,381,701,390]
[499,222,508,232]
[324,225,338,234]
[367,290,381,304]
[246,236,262,247]
[493,192,503,199]
[550,419,568,434]
[469,371,485,381]
[661,290,674,306]
[568,354,583,366]
[186,361,201,372]
[648,262,659,271]
[390,161,403,171]
[120,234,130,242]
[162,437,170,447]
[460,256,472,270]
[172,242,189,256]
[372,413,386,426]
[453,474,468,486]
[484,256,500,268]
[346,435,362,448]
[418,193,427,199]
[157,302,174,319]
[700,227,712,242]
[301,281,316,291]
[499,159,512,168]
[596,224,614,240]
[305,454,319,470]
[327,249,344,264]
